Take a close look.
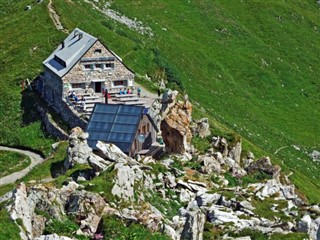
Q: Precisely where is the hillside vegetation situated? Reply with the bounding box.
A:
[0,0,319,201]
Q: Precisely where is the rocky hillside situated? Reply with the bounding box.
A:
[0,0,319,203]
[1,91,319,240]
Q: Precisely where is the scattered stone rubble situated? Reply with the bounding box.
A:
[84,0,153,36]
[4,181,106,239]
[1,91,320,240]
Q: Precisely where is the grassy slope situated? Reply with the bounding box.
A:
[0,0,62,155]
[0,151,30,178]
[58,0,320,202]
[0,0,319,201]
[0,208,21,240]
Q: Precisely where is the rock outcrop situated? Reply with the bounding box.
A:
[161,99,192,154]
[5,182,106,239]
[64,127,92,169]
[228,139,242,164]
[34,234,73,240]
[198,155,221,174]
[191,118,211,138]
[96,141,132,163]
[180,209,206,240]
[1,128,319,240]
[246,157,281,180]
[87,154,112,172]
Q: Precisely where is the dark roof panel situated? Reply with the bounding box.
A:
[43,28,97,77]
[86,103,144,153]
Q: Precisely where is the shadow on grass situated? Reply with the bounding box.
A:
[50,160,66,178]
[20,89,42,126]
[50,160,95,181]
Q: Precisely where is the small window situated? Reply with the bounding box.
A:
[95,63,102,69]
[84,64,91,69]
[105,62,115,68]
[72,83,84,89]
[94,49,102,54]
[113,80,124,86]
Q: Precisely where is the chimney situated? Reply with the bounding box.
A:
[61,40,65,49]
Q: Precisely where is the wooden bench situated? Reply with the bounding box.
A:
[114,94,137,98]
[84,96,100,100]
[118,97,140,102]
[123,101,145,106]
[85,99,101,104]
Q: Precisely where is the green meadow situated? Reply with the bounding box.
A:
[0,0,319,201]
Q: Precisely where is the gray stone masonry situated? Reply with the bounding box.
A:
[62,40,134,97]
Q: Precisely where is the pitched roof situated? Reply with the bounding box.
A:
[86,103,144,153]
[43,28,97,77]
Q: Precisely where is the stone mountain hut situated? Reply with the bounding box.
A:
[39,28,134,111]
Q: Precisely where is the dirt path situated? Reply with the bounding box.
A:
[48,0,69,33]
[134,82,158,99]
[0,146,45,186]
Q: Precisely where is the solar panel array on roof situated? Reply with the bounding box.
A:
[86,103,144,153]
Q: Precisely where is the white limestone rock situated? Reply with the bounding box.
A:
[111,163,136,200]
[88,154,112,172]
[6,181,106,238]
[213,151,225,165]
[96,141,131,163]
[64,127,92,169]
[309,217,320,240]
[225,157,236,169]
[297,215,312,233]
[239,200,255,210]
[198,155,221,174]
[207,205,254,229]
[192,118,211,138]
[180,209,206,240]
[179,188,195,203]
[164,172,177,188]
[228,139,242,164]
[34,234,73,240]
[163,224,180,240]
[196,192,221,207]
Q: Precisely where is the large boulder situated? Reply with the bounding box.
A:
[64,127,92,169]
[228,139,242,164]
[160,99,192,154]
[196,192,221,207]
[297,215,312,234]
[6,183,34,239]
[111,163,137,201]
[111,163,146,201]
[96,141,131,163]
[160,89,179,115]
[212,136,228,157]
[88,154,112,172]
[249,179,302,205]
[180,209,206,240]
[148,89,178,132]
[246,157,281,180]
[191,118,211,139]
[207,205,254,229]
[310,150,320,162]
[198,155,221,174]
[5,182,107,238]
[310,217,320,240]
